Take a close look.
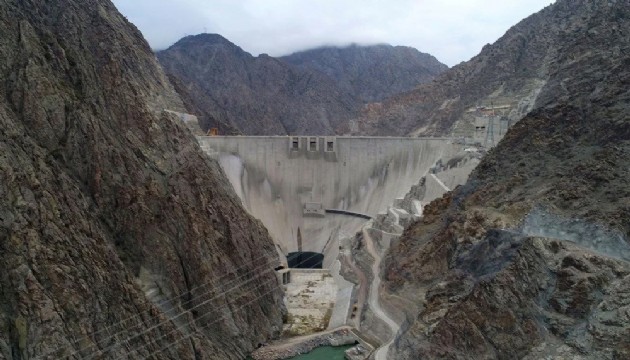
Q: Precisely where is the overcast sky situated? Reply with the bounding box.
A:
[112,0,555,66]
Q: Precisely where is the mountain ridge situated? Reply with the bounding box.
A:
[381,0,630,357]
[157,33,360,135]
[346,1,562,137]
[281,43,447,103]
[158,34,447,135]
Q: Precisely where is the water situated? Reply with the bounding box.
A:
[288,345,353,360]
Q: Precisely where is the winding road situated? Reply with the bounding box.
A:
[362,226,400,360]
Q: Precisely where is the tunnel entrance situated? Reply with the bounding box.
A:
[287,252,324,269]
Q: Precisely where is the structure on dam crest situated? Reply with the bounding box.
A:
[197,135,463,264]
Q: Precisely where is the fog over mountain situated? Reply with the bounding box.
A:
[112,0,555,66]
[158,35,447,135]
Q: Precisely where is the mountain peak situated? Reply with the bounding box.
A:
[158,35,447,134]
[168,33,240,50]
[157,34,361,135]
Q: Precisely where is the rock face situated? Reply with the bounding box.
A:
[158,36,448,135]
[157,34,360,135]
[350,0,628,137]
[281,44,447,103]
[381,0,630,358]
[0,1,283,359]
[165,72,241,135]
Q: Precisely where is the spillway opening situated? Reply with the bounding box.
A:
[287,252,324,269]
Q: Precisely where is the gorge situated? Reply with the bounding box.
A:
[1,0,629,359]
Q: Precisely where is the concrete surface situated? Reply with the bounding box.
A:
[197,136,461,259]
[435,156,481,190]
[283,269,337,336]
[327,258,354,329]
[196,135,478,353]
[429,173,450,192]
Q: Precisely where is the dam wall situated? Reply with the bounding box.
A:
[197,136,462,261]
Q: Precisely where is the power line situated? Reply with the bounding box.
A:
[485,101,495,147]
[112,253,322,360]
[66,260,284,360]
[39,255,280,359]
[140,280,286,360]
[81,253,321,359]
[121,275,280,359]
[85,267,279,360]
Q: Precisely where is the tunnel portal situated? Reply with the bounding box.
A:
[287,252,324,269]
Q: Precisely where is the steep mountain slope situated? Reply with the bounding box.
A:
[382,0,630,358]
[0,1,283,359]
[157,34,360,135]
[349,0,610,137]
[165,72,241,135]
[281,44,447,103]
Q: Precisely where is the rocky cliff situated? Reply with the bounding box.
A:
[165,72,241,135]
[0,1,283,359]
[281,44,447,103]
[158,36,448,136]
[349,0,624,137]
[382,0,630,358]
[157,34,360,135]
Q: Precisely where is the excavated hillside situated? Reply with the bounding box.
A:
[0,1,283,359]
[349,0,627,137]
[382,0,630,358]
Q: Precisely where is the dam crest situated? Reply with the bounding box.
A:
[198,135,465,264]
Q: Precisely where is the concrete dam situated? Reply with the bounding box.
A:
[197,136,464,266]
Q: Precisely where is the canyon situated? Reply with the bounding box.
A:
[1,0,629,359]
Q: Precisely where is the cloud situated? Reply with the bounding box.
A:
[112,0,555,66]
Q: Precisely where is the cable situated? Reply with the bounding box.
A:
[127,273,281,360]
[69,258,285,360]
[42,258,275,359]
[86,265,278,360]
[128,252,322,360]
[113,252,321,360]
[141,279,284,360]
[41,254,281,360]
